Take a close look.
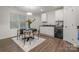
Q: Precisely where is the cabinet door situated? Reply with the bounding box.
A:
[41,13,47,22]
[40,27,54,37]
[55,9,64,21]
[47,12,55,25]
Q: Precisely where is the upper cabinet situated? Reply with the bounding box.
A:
[41,11,55,25]
[47,11,55,25]
[41,13,47,22]
[55,9,64,21]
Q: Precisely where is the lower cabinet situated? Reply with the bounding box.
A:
[40,26,54,37]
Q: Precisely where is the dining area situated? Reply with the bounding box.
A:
[12,27,46,51]
[17,28,38,45]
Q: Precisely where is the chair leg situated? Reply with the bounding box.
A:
[29,40,31,45]
[24,39,26,45]
[27,38,29,42]
[17,33,19,40]
[26,37,31,45]
[17,36,18,40]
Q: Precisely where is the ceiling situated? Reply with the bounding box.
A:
[13,6,63,15]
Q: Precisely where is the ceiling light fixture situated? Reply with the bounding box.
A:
[25,6,37,9]
[26,12,32,16]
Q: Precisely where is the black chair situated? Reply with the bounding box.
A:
[22,29,37,45]
[17,29,25,40]
[17,28,37,45]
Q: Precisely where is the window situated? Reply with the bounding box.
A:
[10,13,26,29]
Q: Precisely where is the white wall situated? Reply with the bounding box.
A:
[31,15,41,30]
[75,7,79,26]
[63,7,78,47]
[0,7,26,39]
[74,7,79,47]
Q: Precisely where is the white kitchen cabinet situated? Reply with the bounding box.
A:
[47,11,55,25]
[40,11,55,37]
[40,27,54,37]
[41,13,47,22]
[55,9,64,21]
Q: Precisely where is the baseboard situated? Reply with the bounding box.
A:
[0,36,17,40]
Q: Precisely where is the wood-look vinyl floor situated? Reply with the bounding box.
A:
[0,39,24,52]
[30,36,78,52]
[0,36,78,52]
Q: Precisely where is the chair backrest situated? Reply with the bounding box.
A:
[20,29,25,34]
